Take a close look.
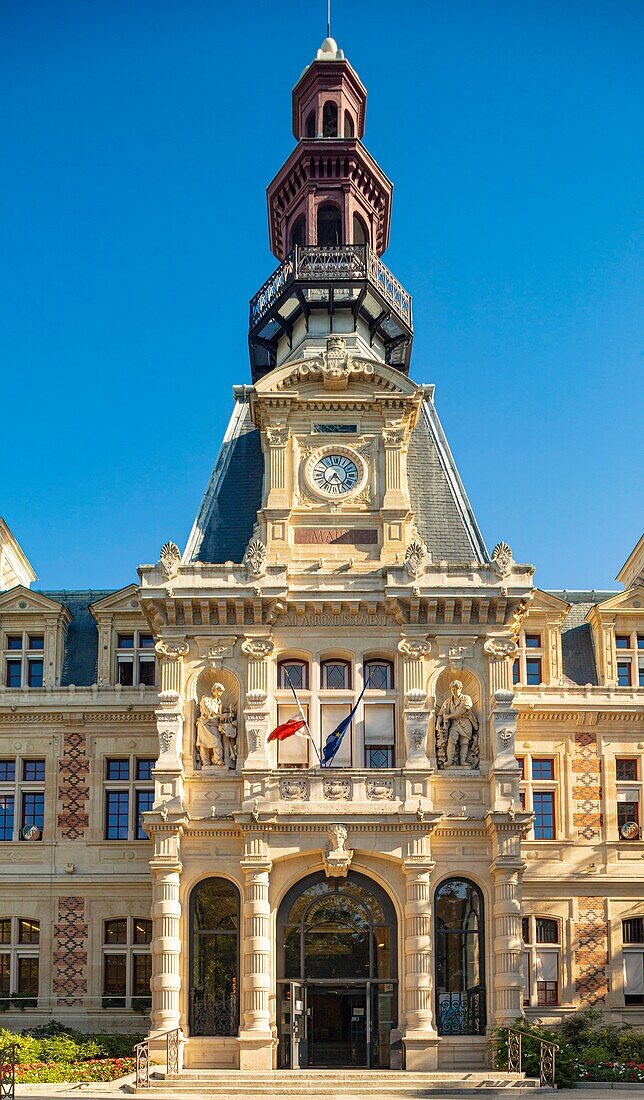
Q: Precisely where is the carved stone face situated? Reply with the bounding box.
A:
[450,679,463,699]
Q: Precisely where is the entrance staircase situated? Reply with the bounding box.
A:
[124,1069,552,1097]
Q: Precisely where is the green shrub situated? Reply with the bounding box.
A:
[0,1024,144,1066]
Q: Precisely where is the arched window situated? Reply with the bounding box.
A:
[0,918,39,1005]
[103,917,151,1009]
[290,214,306,249]
[435,878,486,1035]
[317,203,342,247]
[322,100,338,137]
[352,213,369,247]
[344,110,355,138]
[305,109,316,138]
[278,659,308,690]
[364,660,393,691]
[190,878,240,1036]
[321,659,351,689]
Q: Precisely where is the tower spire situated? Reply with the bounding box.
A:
[327,0,331,38]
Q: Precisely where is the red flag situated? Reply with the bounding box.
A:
[267,717,306,743]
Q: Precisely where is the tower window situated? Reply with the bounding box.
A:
[317,203,342,247]
[344,110,355,138]
[305,109,316,138]
[290,214,306,249]
[322,101,338,137]
[352,213,369,247]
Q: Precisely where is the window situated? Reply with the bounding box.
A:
[104,757,154,840]
[321,659,351,689]
[364,703,395,768]
[518,756,557,840]
[534,792,555,839]
[616,635,631,649]
[275,704,309,769]
[618,662,632,687]
[290,213,306,249]
[435,878,486,1035]
[344,109,355,138]
[513,659,520,685]
[320,702,352,767]
[116,631,156,688]
[526,658,542,686]
[0,758,45,842]
[322,100,338,137]
[305,109,316,137]
[522,916,560,1006]
[514,632,545,686]
[0,918,39,1004]
[317,203,342,247]
[623,918,644,1005]
[613,632,643,688]
[616,756,642,839]
[190,878,240,1036]
[532,758,555,781]
[103,917,152,1008]
[3,632,46,689]
[278,659,308,690]
[364,659,394,690]
[352,212,368,246]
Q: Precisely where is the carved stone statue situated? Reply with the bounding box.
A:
[436,679,479,769]
[324,823,353,878]
[196,684,238,770]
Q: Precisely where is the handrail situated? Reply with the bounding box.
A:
[0,1043,17,1100]
[134,1028,180,1090]
[503,1026,560,1088]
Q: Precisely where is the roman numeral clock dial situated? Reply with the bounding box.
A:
[312,453,359,496]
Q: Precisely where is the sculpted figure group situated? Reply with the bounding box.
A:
[196,683,238,769]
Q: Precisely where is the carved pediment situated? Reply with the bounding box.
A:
[90,584,141,618]
[254,343,419,399]
[0,585,69,616]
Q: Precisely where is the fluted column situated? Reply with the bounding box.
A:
[489,818,526,1027]
[484,637,517,699]
[402,842,438,1070]
[265,426,289,511]
[150,826,184,1059]
[238,838,274,1069]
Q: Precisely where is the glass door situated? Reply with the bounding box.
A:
[369,983,397,1068]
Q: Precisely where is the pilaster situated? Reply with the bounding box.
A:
[238,835,274,1069]
[399,637,432,770]
[149,823,186,1058]
[487,814,527,1028]
[401,838,439,1070]
[241,638,273,769]
[153,640,189,812]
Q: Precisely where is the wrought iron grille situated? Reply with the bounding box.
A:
[503,1027,559,1089]
[133,1028,180,1089]
[249,245,412,331]
[0,1044,16,1100]
[190,989,239,1036]
[166,1029,180,1076]
[437,988,485,1035]
[134,1039,150,1089]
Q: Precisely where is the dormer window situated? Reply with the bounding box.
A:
[3,633,44,689]
[613,632,644,688]
[116,632,156,687]
[322,100,338,137]
[513,632,544,687]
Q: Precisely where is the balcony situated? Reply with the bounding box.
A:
[248,245,413,380]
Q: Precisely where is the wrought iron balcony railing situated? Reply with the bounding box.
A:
[249,245,412,332]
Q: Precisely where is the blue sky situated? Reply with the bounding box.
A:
[1,0,642,592]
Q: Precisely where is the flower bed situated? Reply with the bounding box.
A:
[15,1057,136,1084]
[576,1060,644,1083]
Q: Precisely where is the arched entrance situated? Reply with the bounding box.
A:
[434,877,486,1036]
[277,871,398,1069]
[189,878,240,1037]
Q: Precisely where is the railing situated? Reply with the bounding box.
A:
[249,245,412,331]
[505,1026,559,1088]
[134,1028,180,1090]
[0,1044,16,1100]
[437,987,486,1035]
[190,988,239,1036]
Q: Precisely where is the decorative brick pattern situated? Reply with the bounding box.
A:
[572,731,602,840]
[53,896,88,1006]
[57,731,90,839]
[575,896,608,1005]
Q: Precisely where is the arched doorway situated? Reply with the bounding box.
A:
[277,871,398,1069]
[189,878,240,1036]
[434,877,486,1036]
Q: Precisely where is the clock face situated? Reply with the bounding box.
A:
[312,453,359,495]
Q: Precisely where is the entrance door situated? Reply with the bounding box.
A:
[290,982,307,1068]
[307,986,367,1067]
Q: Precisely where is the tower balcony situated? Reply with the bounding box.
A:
[248,244,413,382]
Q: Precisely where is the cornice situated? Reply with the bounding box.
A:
[0,709,156,725]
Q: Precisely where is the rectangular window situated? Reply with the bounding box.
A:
[0,795,15,842]
[512,659,520,685]
[105,919,128,944]
[18,919,40,944]
[105,791,129,840]
[117,634,135,649]
[139,634,154,649]
[6,636,22,651]
[106,759,130,781]
[117,657,134,686]
[27,659,43,688]
[623,918,644,944]
[0,761,15,783]
[525,658,542,686]
[617,661,632,687]
[616,635,631,649]
[17,956,39,997]
[364,703,395,768]
[617,796,640,837]
[138,657,155,686]
[364,661,393,691]
[21,792,44,838]
[639,663,644,688]
[27,635,44,650]
[0,954,9,995]
[320,703,352,767]
[104,954,127,996]
[536,949,558,1005]
[532,758,554,781]
[23,760,45,782]
[525,634,541,648]
[132,953,152,996]
[517,757,525,779]
[6,660,21,688]
[135,789,154,840]
[638,635,644,650]
[617,759,638,782]
[533,791,555,839]
[133,919,152,944]
[624,951,644,1005]
[276,704,309,768]
[321,661,351,689]
[312,423,358,434]
[136,759,154,781]
[278,660,308,690]
[0,920,11,944]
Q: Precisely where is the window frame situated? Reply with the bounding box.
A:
[613,631,644,689]
[102,916,152,1009]
[3,632,47,689]
[518,755,558,841]
[513,631,545,687]
[0,757,46,842]
[616,755,642,840]
[115,631,156,688]
[103,756,155,841]
[0,917,40,1004]
[522,915,561,1007]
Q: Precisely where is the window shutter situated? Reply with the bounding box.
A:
[364,704,395,745]
[624,951,644,995]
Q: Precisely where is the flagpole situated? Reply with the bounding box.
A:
[284,669,323,767]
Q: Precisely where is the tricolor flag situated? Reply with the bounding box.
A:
[321,681,368,767]
[267,716,306,743]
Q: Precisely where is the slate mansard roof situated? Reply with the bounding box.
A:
[547,590,617,687]
[184,394,489,567]
[38,590,112,687]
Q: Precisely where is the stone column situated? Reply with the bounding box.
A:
[153,641,189,812]
[402,842,439,1070]
[484,637,517,699]
[488,817,526,1027]
[150,824,185,1061]
[489,688,520,812]
[241,638,273,769]
[399,637,432,769]
[238,837,274,1069]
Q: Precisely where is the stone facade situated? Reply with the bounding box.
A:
[0,33,642,1074]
